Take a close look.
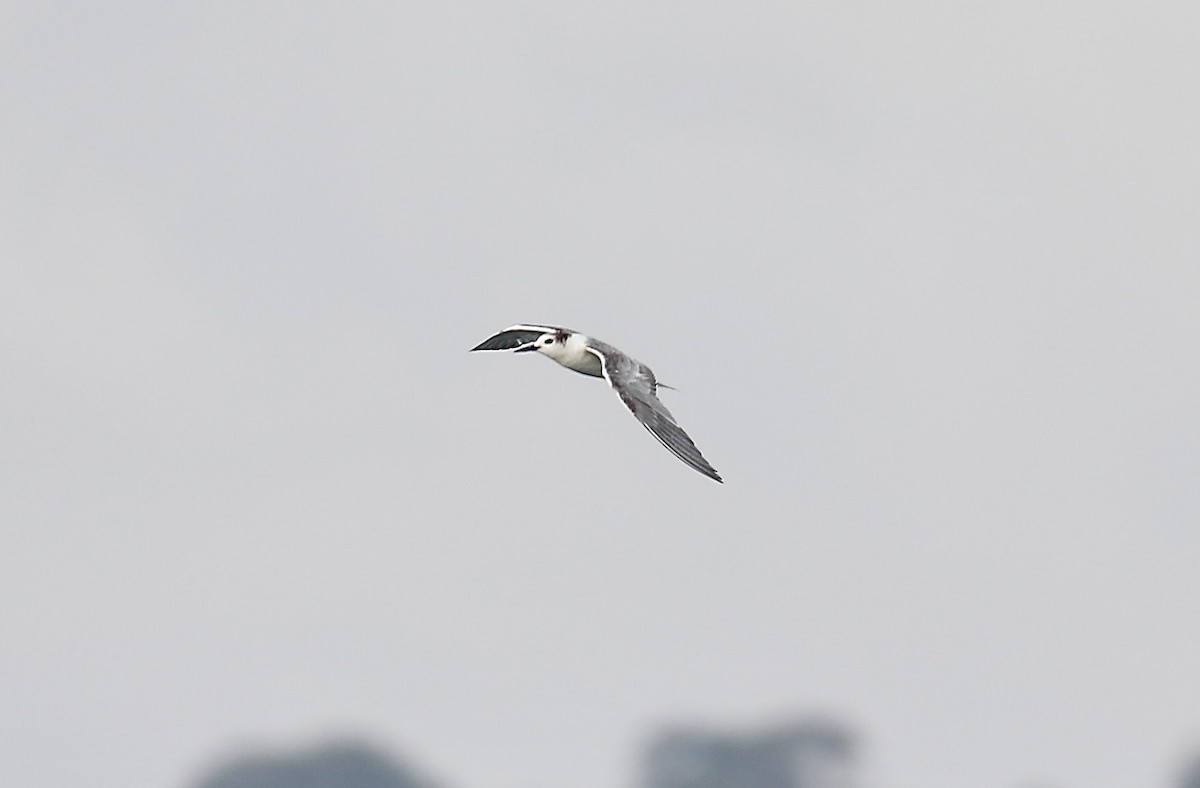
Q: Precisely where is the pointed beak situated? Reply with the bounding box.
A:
[513,344,538,353]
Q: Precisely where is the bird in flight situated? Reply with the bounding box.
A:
[471,324,722,482]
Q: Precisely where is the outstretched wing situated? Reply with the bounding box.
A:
[587,346,722,483]
[470,324,565,352]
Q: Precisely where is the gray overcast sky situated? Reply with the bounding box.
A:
[2,3,1198,788]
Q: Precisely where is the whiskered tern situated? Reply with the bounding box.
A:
[471,324,722,483]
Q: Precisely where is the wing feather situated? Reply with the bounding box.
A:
[588,346,722,482]
[470,329,543,351]
[470,324,572,352]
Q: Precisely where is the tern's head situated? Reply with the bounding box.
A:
[516,329,572,359]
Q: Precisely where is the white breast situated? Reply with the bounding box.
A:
[545,334,604,377]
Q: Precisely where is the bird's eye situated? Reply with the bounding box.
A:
[544,338,553,344]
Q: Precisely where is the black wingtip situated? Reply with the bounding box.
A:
[471,329,545,352]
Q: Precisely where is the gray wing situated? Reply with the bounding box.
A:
[588,346,722,483]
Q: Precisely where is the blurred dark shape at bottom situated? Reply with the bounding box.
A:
[187,717,856,788]
[1180,752,1200,788]
[641,717,856,788]
[189,739,443,788]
